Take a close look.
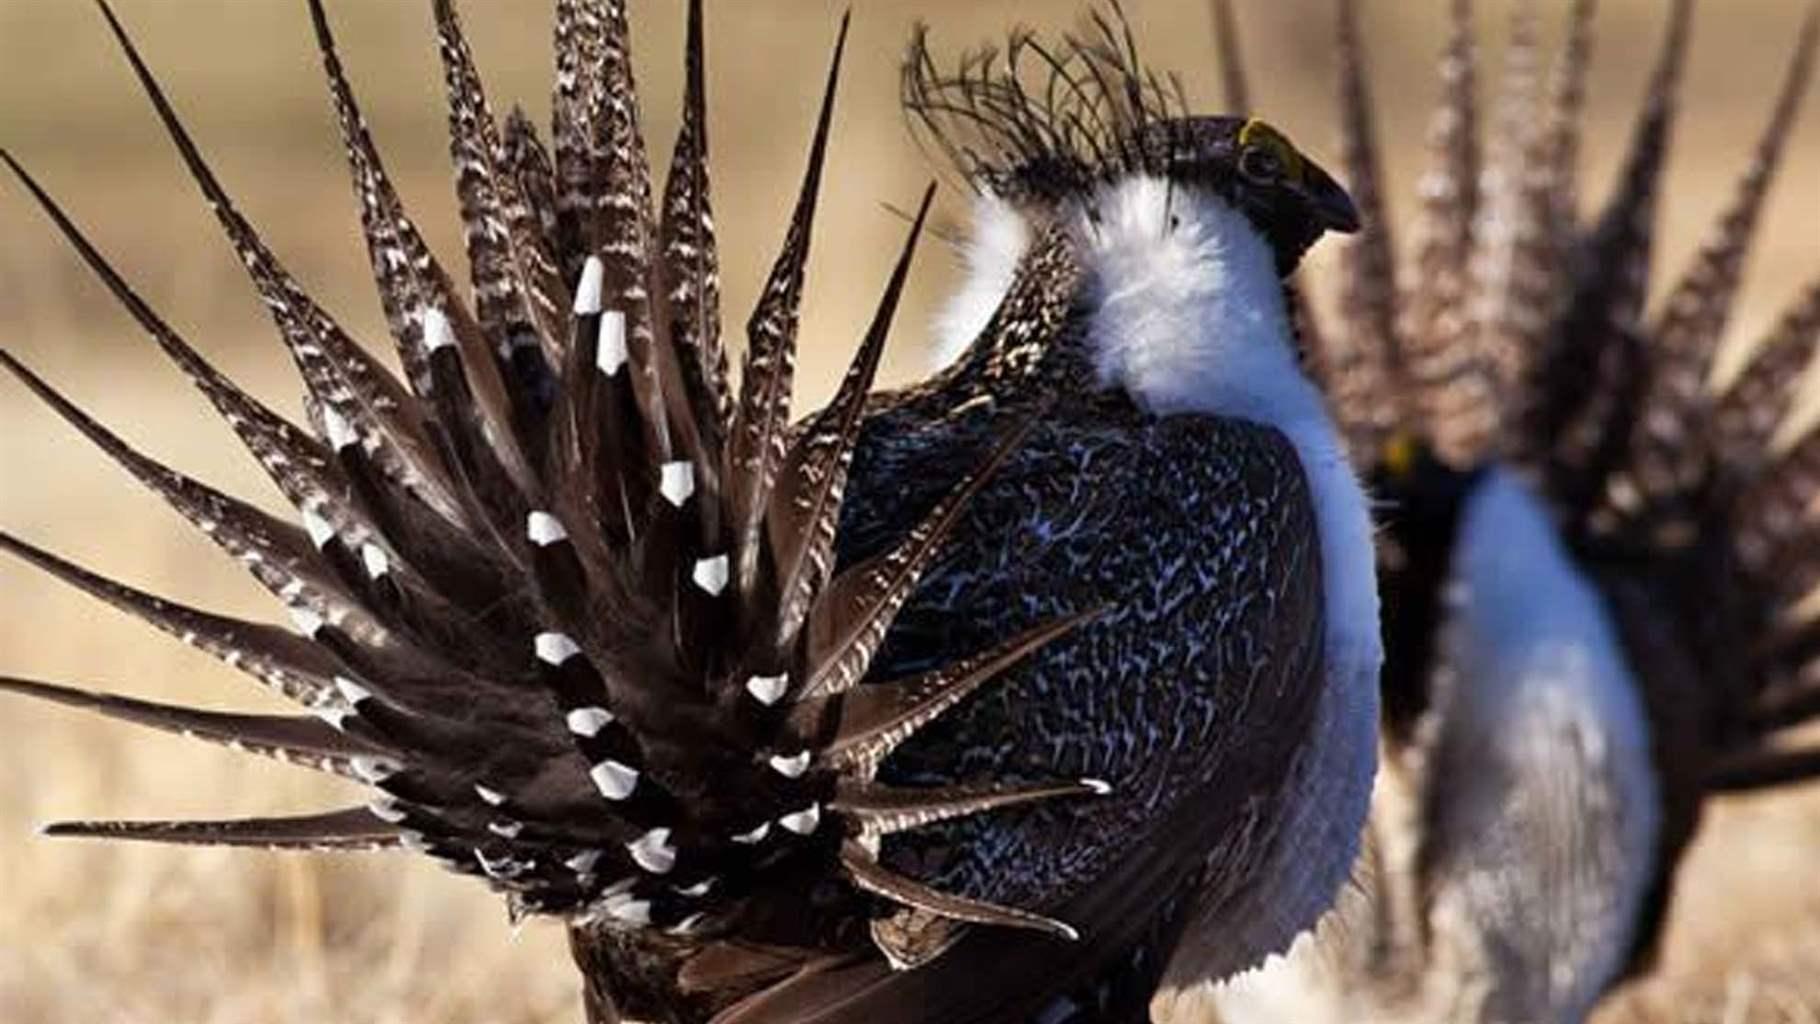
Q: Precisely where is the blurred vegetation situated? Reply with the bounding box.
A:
[1,1,1816,1020]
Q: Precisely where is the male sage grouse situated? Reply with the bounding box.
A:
[1191,1,1820,1023]
[0,2,1381,1021]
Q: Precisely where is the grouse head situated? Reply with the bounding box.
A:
[904,20,1357,279]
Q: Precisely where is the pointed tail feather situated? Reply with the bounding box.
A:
[1502,0,1601,474]
[0,349,381,636]
[431,0,569,414]
[769,185,935,650]
[658,0,731,434]
[1467,0,1556,454]
[43,806,403,851]
[95,0,471,532]
[0,676,383,778]
[1707,746,1820,793]
[1717,278,1820,476]
[1532,0,1693,518]
[1327,0,1408,462]
[728,13,852,613]
[1399,0,1496,466]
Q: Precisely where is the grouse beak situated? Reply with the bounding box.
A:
[1301,164,1361,234]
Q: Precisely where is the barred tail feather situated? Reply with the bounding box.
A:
[0,531,351,713]
[659,0,731,433]
[0,676,379,779]
[1715,278,1820,467]
[1468,0,1545,400]
[43,807,404,851]
[1622,8,1819,520]
[306,0,541,520]
[1399,0,1494,466]
[1531,0,1692,518]
[1326,0,1407,461]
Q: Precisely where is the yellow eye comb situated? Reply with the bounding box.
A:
[1238,118,1308,182]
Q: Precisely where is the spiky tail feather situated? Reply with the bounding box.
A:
[2,0,1103,985]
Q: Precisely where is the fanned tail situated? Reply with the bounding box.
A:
[2,0,1102,988]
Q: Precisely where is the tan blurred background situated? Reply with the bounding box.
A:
[1,1,1816,1021]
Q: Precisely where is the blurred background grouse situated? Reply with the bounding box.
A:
[1188,1,1820,1023]
[0,2,1380,1023]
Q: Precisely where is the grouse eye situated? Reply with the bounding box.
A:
[1238,146,1283,184]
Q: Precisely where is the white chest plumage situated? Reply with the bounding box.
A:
[1204,470,1660,1024]
[1076,177,1384,983]
[933,176,1384,991]
[1428,469,1659,1020]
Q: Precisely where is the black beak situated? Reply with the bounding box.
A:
[1301,163,1361,234]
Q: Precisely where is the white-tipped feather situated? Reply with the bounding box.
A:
[566,706,614,737]
[421,306,457,352]
[778,803,822,835]
[597,311,629,376]
[692,555,730,596]
[333,676,374,706]
[767,750,812,778]
[574,256,605,315]
[745,673,789,706]
[535,631,583,666]
[301,509,336,549]
[627,827,678,874]
[287,605,325,638]
[589,760,639,801]
[526,510,569,546]
[565,849,603,875]
[606,895,653,926]
[367,797,407,823]
[675,877,715,898]
[320,406,357,452]
[312,705,351,731]
[659,461,696,507]
[360,543,390,579]
[350,755,399,783]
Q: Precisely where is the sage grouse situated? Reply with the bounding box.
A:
[0,2,1380,1022]
[1196,1,1820,1023]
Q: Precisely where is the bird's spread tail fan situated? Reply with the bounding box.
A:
[1,0,1106,995]
[1304,0,1820,790]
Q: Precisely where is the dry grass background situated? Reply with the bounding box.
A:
[1,1,1817,1021]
